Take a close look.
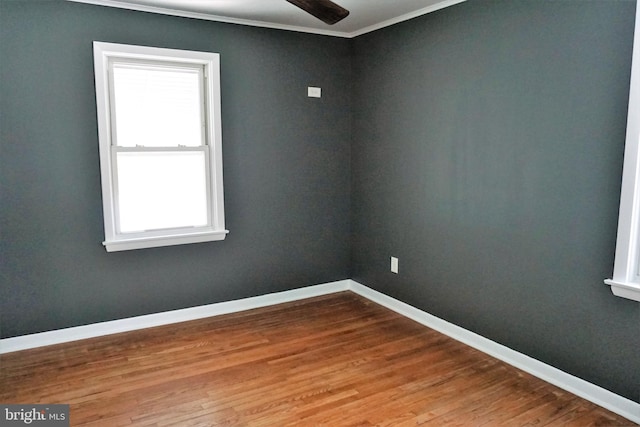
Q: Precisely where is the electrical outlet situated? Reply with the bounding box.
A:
[391,256,398,274]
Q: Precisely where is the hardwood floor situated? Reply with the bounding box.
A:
[1,292,636,426]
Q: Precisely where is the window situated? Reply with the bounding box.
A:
[93,42,227,252]
[604,4,640,302]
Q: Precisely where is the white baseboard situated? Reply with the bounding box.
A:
[347,281,640,424]
[0,279,350,354]
[1,278,637,423]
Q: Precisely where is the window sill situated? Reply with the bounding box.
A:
[103,229,229,252]
[604,280,640,302]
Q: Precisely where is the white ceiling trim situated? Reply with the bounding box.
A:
[67,0,350,37]
[348,0,466,38]
[67,0,466,38]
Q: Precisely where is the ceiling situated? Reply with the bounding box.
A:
[68,0,466,38]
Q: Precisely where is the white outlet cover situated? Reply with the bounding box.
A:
[308,86,321,98]
[391,256,398,274]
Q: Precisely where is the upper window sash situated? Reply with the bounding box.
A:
[108,59,207,148]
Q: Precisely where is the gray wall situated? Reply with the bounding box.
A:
[351,0,639,402]
[0,1,352,337]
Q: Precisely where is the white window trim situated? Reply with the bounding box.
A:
[604,4,640,302]
[93,41,228,252]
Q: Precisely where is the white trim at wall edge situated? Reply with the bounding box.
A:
[0,280,350,354]
[347,282,640,424]
[1,279,638,423]
[65,0,466,39]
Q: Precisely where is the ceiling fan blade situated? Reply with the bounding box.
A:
[285,0,350,25]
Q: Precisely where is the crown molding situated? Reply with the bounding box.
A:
[348,0,466,37]
[66,0,466,38]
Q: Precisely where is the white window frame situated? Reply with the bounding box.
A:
[604,4,640,302]
[93,41,228,252]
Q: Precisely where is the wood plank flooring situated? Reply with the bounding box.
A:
[1,292,636,426]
